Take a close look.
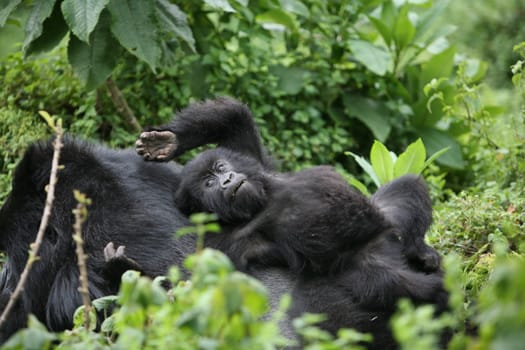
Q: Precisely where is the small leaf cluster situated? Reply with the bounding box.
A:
[346,138,447,195]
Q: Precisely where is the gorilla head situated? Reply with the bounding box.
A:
[176,148,268,223]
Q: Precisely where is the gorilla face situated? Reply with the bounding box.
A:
[176,148,268,222]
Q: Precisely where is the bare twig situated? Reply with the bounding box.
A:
[0,126,64,328]
[105,78,141,131]
[72,191,92,330]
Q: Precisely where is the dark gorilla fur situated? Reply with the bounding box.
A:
[136,97,447,348]
[0,97,446,348]
[0,138,195,340]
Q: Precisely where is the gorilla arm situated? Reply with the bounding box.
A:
[136,97,273,168]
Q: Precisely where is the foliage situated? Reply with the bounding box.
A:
[118,0,479,171]
[0,0,486,173]
[346,138,447,195]
[0,107,49,203]
[0,0,196,89]
[443,0,525,88]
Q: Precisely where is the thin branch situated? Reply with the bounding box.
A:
[72,191,92,330]
[105,78,141,132]
[0,127,64,328]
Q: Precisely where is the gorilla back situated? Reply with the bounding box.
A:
[0,136,194,340]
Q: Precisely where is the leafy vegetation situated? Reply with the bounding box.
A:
[1,0,525,349]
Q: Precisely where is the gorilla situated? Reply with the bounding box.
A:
[0,138,195,340]
[136,97,447,348]
[0,97,446,349]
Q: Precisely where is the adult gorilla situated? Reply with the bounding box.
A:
[0,138,194,340]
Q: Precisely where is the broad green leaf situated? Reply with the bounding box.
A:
[393,4,415,51]
[393,138,426,177]
[368,16,392,46]
[380,0,396,29]
[108,0,160,71]
[25,3,68,56]
[419,128,465,169]
[256,9,297,32]
[420,45,455,85]
[414,0,449,45]
[269,65,307,95]
[0,0,22,27]
[22,0,57,54]
[348,39,392,76]
[61,0,109,43]
[343,95,391,142]
[370,140,394,185]
[346,151,381,188]
[280,0,310,17]
[204,0,235,12]
[68,11,119,89]
[156,0,195,53]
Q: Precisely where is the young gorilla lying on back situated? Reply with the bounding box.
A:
[135,97,447,348]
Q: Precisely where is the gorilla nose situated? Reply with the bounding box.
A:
[220,171,235,188]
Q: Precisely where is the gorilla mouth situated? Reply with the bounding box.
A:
[232,180,246,198]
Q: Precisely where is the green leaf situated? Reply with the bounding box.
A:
[346,151,381,188]
[256,9,297,32]
[0,0,22,27]
[393,4,415,51]
[107,0,160,71]
[23,0,63,55]
[423,146,449,169]
[61,0,109,43]
[3,315,56,349]
[348,39,392,76]
[413,0,450,45]
[269,65,308,95]
[280,0,310,17]
[349,177,370,197]
[370,140,394,185]
[156,0,195,52]
[92,295,118,311]
[38,110,55,129]
[203,0,235,12]
[68,11,119,89]
[419,128,464,169]
[393,138,426,177]
[368,16,392,46]
[420,45,455,85]
[343,95,391,142]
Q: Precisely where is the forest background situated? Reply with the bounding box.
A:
[0,0,524,349]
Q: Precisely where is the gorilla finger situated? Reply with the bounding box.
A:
[115,245,126,257]
[104,242,116,261]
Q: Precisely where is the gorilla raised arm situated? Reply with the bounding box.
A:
[137,97,440,274]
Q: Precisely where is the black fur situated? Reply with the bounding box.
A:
[138,97,448,349]
[0,138,194,340]
[0,97,446,349]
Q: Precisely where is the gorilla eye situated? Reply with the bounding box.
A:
[215,162,226,172]
[205,178,216,188]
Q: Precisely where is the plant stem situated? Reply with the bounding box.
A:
[0,127,64,328]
